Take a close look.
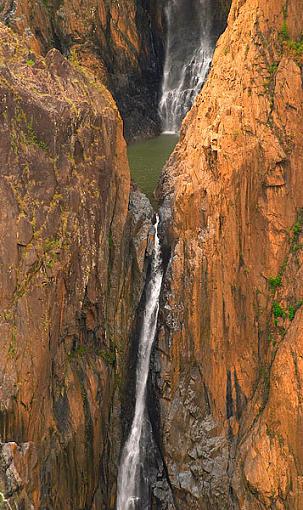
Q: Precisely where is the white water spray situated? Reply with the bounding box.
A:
[159,0,215,133]
[116,217,163,510]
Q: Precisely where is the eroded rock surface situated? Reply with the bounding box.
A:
[1,0,165,141]
[156,0,303,508]
[0,23,153,509]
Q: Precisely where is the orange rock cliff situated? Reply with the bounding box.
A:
[0,22,153,509]
[0,0,302,509]
[156,0,303,508]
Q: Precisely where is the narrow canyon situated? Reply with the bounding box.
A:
[0,1,302,509]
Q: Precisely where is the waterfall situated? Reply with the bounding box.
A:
[116,216,163,510]
[159,0,215,134]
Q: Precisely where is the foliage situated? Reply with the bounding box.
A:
[108,231,114,249]
[288,301,303,321]
[286,38,303,56]
[267,62,278,75]
[291,211,303,252]
[280,19,289,41]
[268,275,282,291]
[279,6,303,61]
[272,302,286,319]
[12,107,48,151]
[68,344,87,360]
[100,348,116,367]
[288,305,296,321]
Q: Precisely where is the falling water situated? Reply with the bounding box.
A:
[159,0,215,133]
[116,216,163,510]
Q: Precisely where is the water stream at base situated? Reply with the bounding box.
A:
[159,0,215,134]
[116,217,163,510]
[117,3,218,507]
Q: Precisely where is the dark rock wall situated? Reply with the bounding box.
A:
[0,0,166,141]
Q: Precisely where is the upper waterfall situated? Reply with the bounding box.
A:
[159,0,215,134]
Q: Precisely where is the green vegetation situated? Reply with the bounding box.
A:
[279,5,303,60]
[264,61,279,100]
[8,331,17,358]
[266,426,275,440]
[44,238,61,253]
[288,305,296,321]
[291,215,303,252]
[268,210,303,306]
[273,301,286,320]
[43,237,61,269]
[100,348,116,367]
[26,121,48,151]
[267,211,303,341]
[259,365,270,407]
[108,231,114,249]
[268,274,282,291]
[11,107,48,152]
[267,62,278,75]
[287,38,303,56]
[26,59,35,67]
[280,20,289,41]
[68,48,82,71]
[288,301,303,321]
[68,344,87,360]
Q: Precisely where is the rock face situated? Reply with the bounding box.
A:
[156,0,303,508]
[0,0,165,141]
[1,0,302,508]
[0,23,153,509]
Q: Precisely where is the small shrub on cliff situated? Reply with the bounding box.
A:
[280,20,289,41]
[13,107,48,152]
[273,302,286,319]
[267,62,278,75]
[280,4,289,41]
[100,348,116,367]
[291,214,303,252]
[288,301,303,321]
[287,38,303,56]
[26,121,48,151]
[268,275,282,291]
[288,306,296,321]
[279,8,303,63]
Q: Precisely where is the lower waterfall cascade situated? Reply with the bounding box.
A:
[159,0,216,133]
[116,216,163,510]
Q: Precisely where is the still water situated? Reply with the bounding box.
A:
[128,134,178,205]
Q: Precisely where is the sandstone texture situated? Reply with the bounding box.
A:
[1,0,165,141]
[156,0,303,508]
[0,23,153,509]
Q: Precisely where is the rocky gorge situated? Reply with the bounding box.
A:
[0,0,302,509]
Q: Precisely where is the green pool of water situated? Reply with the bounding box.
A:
[128,134,178,206]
